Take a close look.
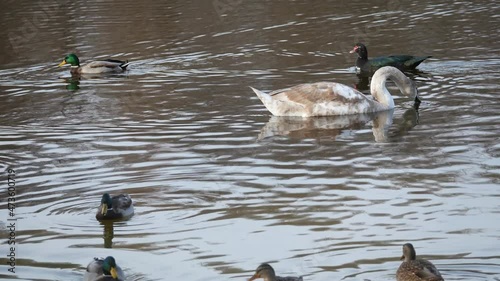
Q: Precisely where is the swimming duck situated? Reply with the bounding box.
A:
[350,43,431,73]
[58,54,129,74]
[95,193,134,221]
[84,256,125,281]
[251,66,420,117]
[249,263,303,281]
[396,243,444,281]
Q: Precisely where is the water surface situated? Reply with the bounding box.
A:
[0,0,499,280]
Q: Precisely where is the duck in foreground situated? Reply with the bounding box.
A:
[96,193,134,221]
[84,256,125,281]
[251,66,420,117]
[249,263,303,281]
[396,243,444,281]
[58,54,129,74]
[350,43,431,73]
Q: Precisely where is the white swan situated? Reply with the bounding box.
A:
[251,66,419,117]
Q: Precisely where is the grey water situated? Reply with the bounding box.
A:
[0,0,499,280]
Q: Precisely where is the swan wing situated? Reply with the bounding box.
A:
[268,82,375,116]
[271,82,364,102]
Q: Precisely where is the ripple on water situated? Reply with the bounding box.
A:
[1,0,500,280]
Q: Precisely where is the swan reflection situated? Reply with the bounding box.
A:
[259,106,419,142]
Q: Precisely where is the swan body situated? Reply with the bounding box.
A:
[251,66,418,117]
[396,243,444,281]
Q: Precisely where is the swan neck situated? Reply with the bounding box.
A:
[370,67,413,108]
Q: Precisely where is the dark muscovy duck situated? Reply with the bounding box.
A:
[350,43,431,73]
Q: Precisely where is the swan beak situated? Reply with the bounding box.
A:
[110,267,118,279]
[349,46,358,54]
[58,60,67,67]
[414,95,421,104]
[101,204,108,215]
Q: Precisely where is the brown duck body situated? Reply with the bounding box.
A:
[249,263,303,281]
[274,277,303,281]
[396,243,444,281]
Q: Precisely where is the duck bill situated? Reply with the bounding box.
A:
[110,267,118,279]
[58,60,67,67]
[400,255,405,260]
[349,46,358,54]
[248,273,259,281]
[101,204,108,216]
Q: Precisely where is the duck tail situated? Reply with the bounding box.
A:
[120,61,130,70]
[406,56,431,68]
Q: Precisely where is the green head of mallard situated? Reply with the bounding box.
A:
[102,256,119,279]
[401,243,417,261]
[249,263,276,281]
[100,193,113,216]
[58,54,80,67]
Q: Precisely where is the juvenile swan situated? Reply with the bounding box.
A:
[251,66,419,117]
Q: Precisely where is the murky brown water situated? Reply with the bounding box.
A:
[0,0,499,280]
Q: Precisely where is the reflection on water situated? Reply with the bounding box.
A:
[259,113,377,140]
[259,107,419,142]
[102,222,114,249]
[64,77,81,91]
[0,0,500,280]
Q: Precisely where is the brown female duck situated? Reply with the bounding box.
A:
[396,243,444,281]
[249,263,303,281]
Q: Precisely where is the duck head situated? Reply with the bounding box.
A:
[349,43,368,59]
[100,193,113,216]
[58,54,80,67]
[403,79,420,104]
[401,243,417,261]
[102,256,119,279]
[249,263,276,281]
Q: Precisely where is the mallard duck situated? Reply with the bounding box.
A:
[350,43,431,73]
[396,243,444,281]
[58,54,130,74]
[249,263,303,281]
[251,66,420,117]
[95,193,134,221]
[84,256,125,281]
